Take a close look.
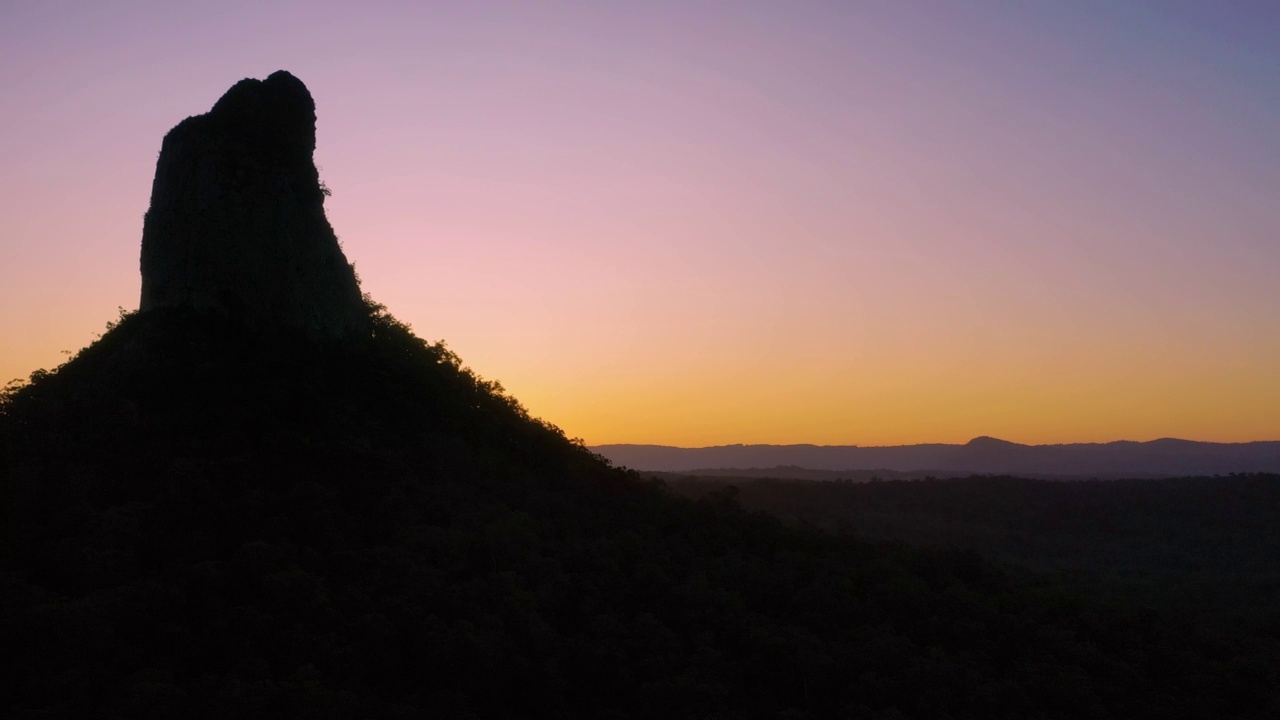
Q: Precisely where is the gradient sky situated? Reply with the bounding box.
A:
[3,1,1278,446]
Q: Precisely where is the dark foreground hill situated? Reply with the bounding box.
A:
[2,306,1278,719]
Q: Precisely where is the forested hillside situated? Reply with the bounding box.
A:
[667,474,1280,628]
[2,307,1277,718]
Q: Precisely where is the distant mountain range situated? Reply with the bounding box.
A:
[591,437,1280,478]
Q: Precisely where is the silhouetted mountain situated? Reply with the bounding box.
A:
[140,70,365,337]
[594,437,1280,477]
[2,72,1276,718]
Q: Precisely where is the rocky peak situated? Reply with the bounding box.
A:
[139,71,367,338]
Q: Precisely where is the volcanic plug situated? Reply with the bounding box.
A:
[138,71,366,337]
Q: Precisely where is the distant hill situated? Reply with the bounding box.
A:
[592,436,1280,477]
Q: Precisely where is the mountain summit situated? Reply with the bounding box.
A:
[139,71,366,337]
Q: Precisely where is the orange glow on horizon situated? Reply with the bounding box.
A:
[2,3,1277,448]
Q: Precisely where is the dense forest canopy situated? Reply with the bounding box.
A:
[666,473,1280,628]
[2,304,1278,718]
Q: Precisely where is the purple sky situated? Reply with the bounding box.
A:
[2,1,1278,445]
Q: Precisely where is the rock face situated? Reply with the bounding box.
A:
[139,71,366,337]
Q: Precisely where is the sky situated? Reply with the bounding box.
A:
[2,1,1278,447]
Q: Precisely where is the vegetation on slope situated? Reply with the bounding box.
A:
[2,307,1277,718]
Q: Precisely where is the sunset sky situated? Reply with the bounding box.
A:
[2,1,1277,446]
